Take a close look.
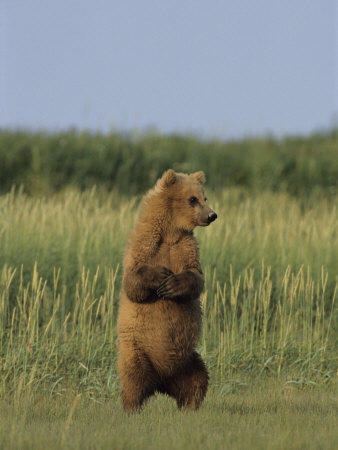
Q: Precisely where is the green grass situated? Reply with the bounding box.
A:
[0,383,337,449]
[0,187,336,397]
[0,180,337,449]
[1,187,337,303]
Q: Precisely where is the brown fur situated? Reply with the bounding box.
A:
[117,170,217,412]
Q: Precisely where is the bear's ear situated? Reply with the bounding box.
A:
[156,169,177,190]
[191,171,206,185]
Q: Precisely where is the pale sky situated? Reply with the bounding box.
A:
[1,0,337,138]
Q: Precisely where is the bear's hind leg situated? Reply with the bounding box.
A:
[118,348,158,413]
[165,352,209,410]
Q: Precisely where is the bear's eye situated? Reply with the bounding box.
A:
[189,196,198,206]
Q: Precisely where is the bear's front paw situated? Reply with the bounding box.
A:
[154,266,174,286]
[137,265,173,290]
[157,273,190,300]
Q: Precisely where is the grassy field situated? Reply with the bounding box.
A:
[1,384,337,449]
[0,131,337,448]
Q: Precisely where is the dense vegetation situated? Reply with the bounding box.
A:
[0,129,337,196]
[0,129,337,449]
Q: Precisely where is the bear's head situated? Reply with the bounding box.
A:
[155,169,217,232]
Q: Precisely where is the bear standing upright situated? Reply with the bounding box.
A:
[117,169,217,412]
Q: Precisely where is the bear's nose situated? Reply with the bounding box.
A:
[208,212,217,223]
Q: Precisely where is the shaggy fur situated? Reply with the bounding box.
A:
[117,169,217,412]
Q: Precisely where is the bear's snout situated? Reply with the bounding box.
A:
[208,212,217,223]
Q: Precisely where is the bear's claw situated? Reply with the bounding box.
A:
[157,274,185,299]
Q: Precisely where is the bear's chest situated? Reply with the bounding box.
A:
[153,242,191,273]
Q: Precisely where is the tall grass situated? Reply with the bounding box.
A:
[0,263,336,398]
[0,188,336,398]
[0,264,120,399]
[1,132,337,449]
[1,187,336,303]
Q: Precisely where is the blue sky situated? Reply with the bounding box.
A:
[1,0,337,138]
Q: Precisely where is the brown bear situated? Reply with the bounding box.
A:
[117,169,217,412]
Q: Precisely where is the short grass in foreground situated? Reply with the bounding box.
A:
[0,382,337,450]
